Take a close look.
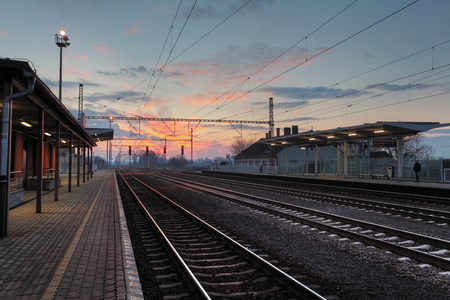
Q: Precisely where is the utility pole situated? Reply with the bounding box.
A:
[164,137,167,170]
[191,128,193,163]
[269,97,274,138]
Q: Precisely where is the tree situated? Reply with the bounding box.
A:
[167,155,188,170]
[137,150,158,168]
[378,134,435,159]
[230,138,254,155]
[93,156,106,169]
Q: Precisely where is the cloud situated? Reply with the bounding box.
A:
[74,54,90,61]
[189,4,222,19]
[260,86,364,100]
[281,116,317,123]
[40,77,103,89]
[0,30,7,38]
[97,65,153,77]
[423,127,450,138]
[124,21,142,35]
[86,89,144,104]
[188,0,277,20]
[95,44,114,57]
[423,132,450,138]
[365,82,436,92]
[162,69,185,78]
[172,43,314,90]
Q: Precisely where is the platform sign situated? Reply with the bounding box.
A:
[373,139,397,147]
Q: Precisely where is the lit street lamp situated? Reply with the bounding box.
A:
[55,30,70,102]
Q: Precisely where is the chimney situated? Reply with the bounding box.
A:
[292,125,298,134]
[276,128,280,137]
[284,127,291,136]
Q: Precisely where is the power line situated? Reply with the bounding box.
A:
[138,0,198,116]
[279,39,450,115]
[106,1,255,120]
[275,60,450,124]
[189,0,359,120]
[312,90,450,126]
[191,0,424,129]
[209,0,421,115]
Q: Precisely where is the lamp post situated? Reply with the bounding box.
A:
[55,30,70,102]
[109,116,113,169]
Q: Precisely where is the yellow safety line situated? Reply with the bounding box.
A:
[40,172,110,300]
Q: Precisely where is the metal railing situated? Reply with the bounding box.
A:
[44,168,56,180]
[10,171,22,191]
[444,168,450,183]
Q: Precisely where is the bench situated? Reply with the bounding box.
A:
[370,174,389,180]
[358,173,389,180]
[358,174,371,179]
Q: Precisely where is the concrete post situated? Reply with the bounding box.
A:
[344,142,348,177]
[397,138,403,180]
[315,145,319,175]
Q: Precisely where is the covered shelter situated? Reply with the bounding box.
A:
[234,143,285,172]
[258,121,449,178]
[1,58,97,236]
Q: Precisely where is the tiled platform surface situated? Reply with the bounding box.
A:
[0,170,143,300]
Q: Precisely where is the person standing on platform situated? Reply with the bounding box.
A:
[413,160,421,182]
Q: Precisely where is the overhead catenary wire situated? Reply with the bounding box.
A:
[211,49,450,140]
[188,0,359,120]
[205,0,421,116]
[141,0,255,120]
[138,0,198,117]
[96,0,356,123]
[192,1,431,128]
[279,39,450,114]
[274,53,450,126]
[135,0,184,114]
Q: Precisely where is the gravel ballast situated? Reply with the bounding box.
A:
[121,172,450,299]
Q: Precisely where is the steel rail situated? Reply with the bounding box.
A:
[118,172,211,300]
[155,173,450,271]
[179,173,450,223]
[199,171,450,205]
[128,173,327,300]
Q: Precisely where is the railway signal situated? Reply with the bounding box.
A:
[128,146,131,155]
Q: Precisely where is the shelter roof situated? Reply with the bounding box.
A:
[86,128,114,142]
[258,121,450,147]
[1,58,96,148]
[235,142,284,159]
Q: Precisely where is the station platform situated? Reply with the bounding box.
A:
[203,170,450,198]
[0,170,143,300]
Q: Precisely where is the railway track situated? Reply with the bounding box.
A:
[168,172,450,225]
[198,172,450,207]
[149,172,450,272]
[118,172,327,299]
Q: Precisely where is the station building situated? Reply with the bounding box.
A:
[0,58,112,236]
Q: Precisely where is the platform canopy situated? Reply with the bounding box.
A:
[258,121,450,147]
[86,128,114,143]
[0,58,96,148]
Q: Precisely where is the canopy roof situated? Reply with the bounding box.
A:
[258,122,450,147]
[1,58,96,148]
[86,128,114,143]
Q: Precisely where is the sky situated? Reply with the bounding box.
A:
[2,0,450,160]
